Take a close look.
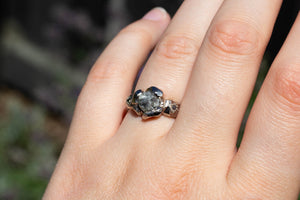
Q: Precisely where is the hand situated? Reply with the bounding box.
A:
[43,0,300,199]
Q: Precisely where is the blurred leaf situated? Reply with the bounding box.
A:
[0,95,59,200]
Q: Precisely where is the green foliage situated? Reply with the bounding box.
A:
[0,98,58,200]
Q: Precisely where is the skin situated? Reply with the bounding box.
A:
[43,0,300,199]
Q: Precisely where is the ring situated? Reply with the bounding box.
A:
[126,86,180,120]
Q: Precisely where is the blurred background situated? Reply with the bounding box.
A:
[0,0,299,199]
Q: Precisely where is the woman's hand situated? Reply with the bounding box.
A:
[43,0,300,199]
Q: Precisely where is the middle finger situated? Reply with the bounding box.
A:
[170,0,282,175]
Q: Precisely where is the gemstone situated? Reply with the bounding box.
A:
[164,106,171,115]
[163,99,179,117]
[137,90,162,113]
[172,105,177,110]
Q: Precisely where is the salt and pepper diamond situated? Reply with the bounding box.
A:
[136,87,164,119]
[127,86,179,120]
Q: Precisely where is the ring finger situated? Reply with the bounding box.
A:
[121,0,224,138]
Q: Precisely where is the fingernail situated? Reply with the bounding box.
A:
[142,7,167,21]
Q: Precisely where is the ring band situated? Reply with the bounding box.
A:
[126,86,180,120]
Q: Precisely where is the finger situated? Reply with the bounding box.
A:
[228,14,300,199]
[122,0,224,137]
[170,0,282,175]
[65,8,170,150]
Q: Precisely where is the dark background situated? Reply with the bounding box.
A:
[0,0,299,199]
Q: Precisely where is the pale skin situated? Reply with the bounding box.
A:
[43,0,300,199]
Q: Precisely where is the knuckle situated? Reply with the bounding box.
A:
[273,65,300,108]
[87,59,127,82]
[208,20,261,56]
[155,34,198,60]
